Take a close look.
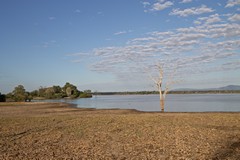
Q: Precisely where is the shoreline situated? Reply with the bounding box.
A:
[1,101,240,114]
[94,91,240,95]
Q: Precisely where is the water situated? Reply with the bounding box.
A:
[38,94,240,112]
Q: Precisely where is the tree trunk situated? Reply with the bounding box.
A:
[160,99,164,112]
[158,86,164,112]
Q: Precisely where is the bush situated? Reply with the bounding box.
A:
[0,94,6,102]
[79,93,92,98]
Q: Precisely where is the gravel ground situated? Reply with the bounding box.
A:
[0,102,239,159]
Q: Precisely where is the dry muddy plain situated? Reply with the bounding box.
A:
[0,102,240,159]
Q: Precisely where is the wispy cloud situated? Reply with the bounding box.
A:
[152,1,174,11]
[114,30,132,36]
[143,0,174,12]
[69,10,240,83]
[142,1,151,8]
[228,14,240,21]
[221,60,240,70]
[170,5,214,17]
[114,31,127,35]
[225,0,240,8]
[180,0,192,4]
[194,14,221,25]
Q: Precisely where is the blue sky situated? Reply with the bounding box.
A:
[0,0,240,93]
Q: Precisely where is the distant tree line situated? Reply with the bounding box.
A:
[5,82,92,102]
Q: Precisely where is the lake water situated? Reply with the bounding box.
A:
[39,94,240,112]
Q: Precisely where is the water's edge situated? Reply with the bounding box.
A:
[35,94,240,112]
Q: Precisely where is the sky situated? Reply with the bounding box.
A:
[0,0,240,93]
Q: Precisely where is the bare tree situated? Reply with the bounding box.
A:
[150,63,175,112]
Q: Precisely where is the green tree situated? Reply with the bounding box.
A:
[62,82,72,93]
[62,82,80,98]
[79,92,92,98]
[38,87,47,97]
[45,87,55,99]
[25,92,32,102]
[30,90,38,97]
[84,90,91,93]
[6,92,13,101]
[12,85,27,102]
[52,85,64,98]
[66,87,73,97]
[53,85,62,94]
[79,90,92,98]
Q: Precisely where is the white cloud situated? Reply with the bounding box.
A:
[142,1,151,8]
[149,31,174,36]
[180,0,192,4]
[142,1,176,13]
[69,11,240,84]
[114,30,132,36]
[208,23,240,38]
[170,5,214,17]
[194,20,201,25]
[196,14,221,25]
[179,33,206,41]
[228,14,240,21]
[114,31,127,35]
[204,14,221,24]
[152,1,174,11]
[225,0,240,7]
[176,22,240,38]
[128,37,157,44]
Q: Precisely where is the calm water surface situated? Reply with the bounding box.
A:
[40,94,240,112]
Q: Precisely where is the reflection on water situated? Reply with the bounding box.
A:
[37,94,240,112]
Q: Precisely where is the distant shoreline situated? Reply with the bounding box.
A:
[94,90,240,95]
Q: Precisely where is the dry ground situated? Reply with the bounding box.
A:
[0,102,239,159]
